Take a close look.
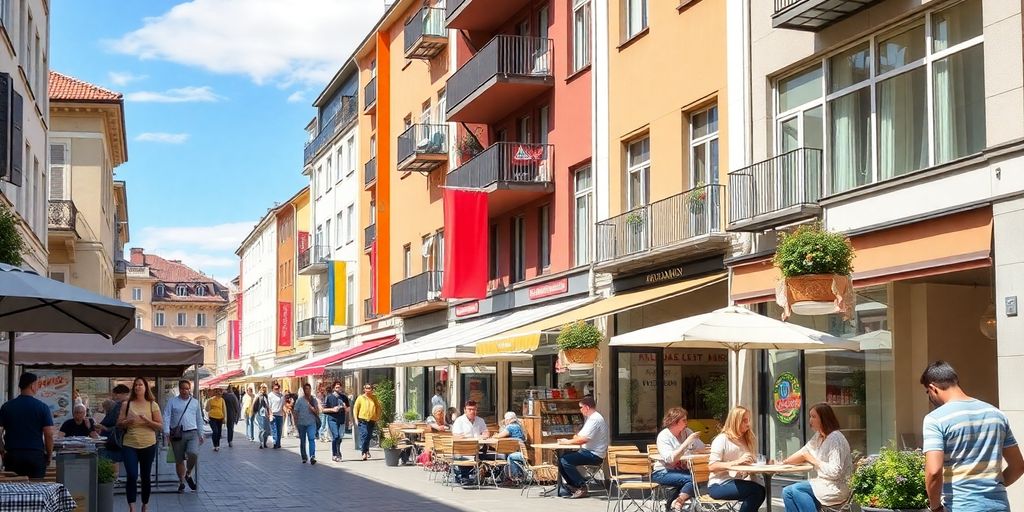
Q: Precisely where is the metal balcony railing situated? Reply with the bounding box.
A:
[445,0,468,20]
[404,7,447,58]
[727,148,823,225]
[303,96,357,164]
[446,35,552,117]
[364,224,376,249]
[297,316,329,338]
[364,298,378,320]
[47,200,77,231]
[113,259,128,274]
[391,271,444,311]
[398,124,449,169]
[446,142,553,189]
[596,184,724,262]
[364,77,377,111]
[775,0,803,12]
[298,245,330,270]
[364,157,377,186]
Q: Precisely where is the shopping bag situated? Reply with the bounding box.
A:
[166,447,176,464]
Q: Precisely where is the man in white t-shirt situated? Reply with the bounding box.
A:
[451,400,490,483]
[557,396,609,499]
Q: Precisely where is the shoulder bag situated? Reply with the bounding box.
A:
[169,397,194,441]
[105,402,126,450]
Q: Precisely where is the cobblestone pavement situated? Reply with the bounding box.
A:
[112,424,610,512]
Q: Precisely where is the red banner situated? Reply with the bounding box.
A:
[229,320,240,360]
[297,231,310,253]
[278,302,292,347]
[442,189,488,300]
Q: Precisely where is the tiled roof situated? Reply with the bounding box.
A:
[49,71,123,102]
[133,252,228,303]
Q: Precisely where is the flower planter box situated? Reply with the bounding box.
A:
[558,348,598,370]
[776,273,854,319]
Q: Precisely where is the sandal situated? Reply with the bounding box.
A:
[670,498,687,512]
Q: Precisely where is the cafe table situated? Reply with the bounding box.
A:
[0,482,77,512]
[726,463,813,512]
[530,442,582,497]
[647,452,709,462]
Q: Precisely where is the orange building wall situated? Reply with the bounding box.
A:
[275,204,296,354]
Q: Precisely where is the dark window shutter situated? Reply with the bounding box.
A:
[9,88,22,187]
[0,73,9,182]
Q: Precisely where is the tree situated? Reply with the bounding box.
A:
[0,205,24,266]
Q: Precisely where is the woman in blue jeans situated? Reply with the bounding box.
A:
[294,383,321,464]
[779,403,852,512]
[708,406,765,512]
[652,407,706,511]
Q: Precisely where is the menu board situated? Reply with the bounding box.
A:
[30,369,73,425]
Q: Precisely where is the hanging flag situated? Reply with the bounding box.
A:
[327,261,348,326]
[442,188,488,299]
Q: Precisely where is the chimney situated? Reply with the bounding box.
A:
[130,248,145,265]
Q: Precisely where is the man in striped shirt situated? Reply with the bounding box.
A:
[922,361,1024,512]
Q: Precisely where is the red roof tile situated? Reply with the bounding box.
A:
[49,71,123,102]
[130,251,228,304]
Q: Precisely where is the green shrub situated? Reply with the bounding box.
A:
[0,205,24,266]
[98,457,116,484]
[379,435,398,450]
[403,409,420,421]
[375,379,396,428]
[697,374,729,422]
[556,321,602,350]
[850,448,927,510]
[773,223,854,278]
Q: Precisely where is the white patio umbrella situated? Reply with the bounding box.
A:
[609,306,860,405]
[0,263,135,399]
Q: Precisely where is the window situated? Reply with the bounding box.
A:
[489,224,499,280]
[690,105,719,185]
[48,271,65,283]
[195,285,207,297]
[177,312,187,326]
[315,224,324,251]
[196,313,207,327]
[346,204,355,243]
[336,212,344,249]
[155,284,165,297]
[325,219,332,252]
[627,137,650,209]
[774,0,984,195]
[346,138,356,176]
[155,312,165,327]
[539,204,551,270]
[403,244,412,279]
[511,216,526,284]
[132,287,142,301]
[316,166,323,196]
[48,143,67,200]
[135,315,142,330]
[574,165,593,266]
[24,12,31,86]
[626,0,647,39]
[346,274,354,327]
[336,148,344,182]
[176,285,188,296]
[573,0,591,72]
[325,157,333,189]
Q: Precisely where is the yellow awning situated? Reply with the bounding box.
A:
[475,272,727,355]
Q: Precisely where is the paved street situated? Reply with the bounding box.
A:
[112,424,602,512]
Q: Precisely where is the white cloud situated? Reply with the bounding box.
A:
[131,222,257,281]
[108,71,147,86]
[286,90,306,103]
[107,0,385,87]
[135,132,190,144]
[124,86,223,103]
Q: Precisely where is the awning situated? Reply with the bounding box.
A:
[475,272,727,355]
[341,295,596,370]
[199,369,244,389]
[240,353,310,382]
[291,337,397,377]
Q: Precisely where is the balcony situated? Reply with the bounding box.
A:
[298,245,330,275]
[446,142,554,216]
[773,0,881,31]
[47,200,78,244]
[446,35,553,124]
[364,223,376,250]
[446,0,534,37]
[391,271,445,316]
[405,7,447,60]
[595,184,731,274]
[364,298,379,321]
[364,157,377,187]
[297,316,329,341]
[363,77,377,114]
[727,148,823,232]
[303,96,357,165]
[398,124,449,173]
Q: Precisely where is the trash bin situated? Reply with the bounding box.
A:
[57,450,98,512]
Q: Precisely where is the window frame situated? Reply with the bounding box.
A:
[131,287,142,301]
[155,312,165,327]
[626,137,651,209]
[690,105,720,186]
[573,165,593,267]
[625,0,648,40]
[572,0,592,73]
[176,284,189,297]
[196,313,207,328]
[177,312,187,326]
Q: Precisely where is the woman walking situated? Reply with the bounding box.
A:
[708,406,766,512]
[779,403,852,512]
[118,377,162,512]
[316,383,329,442]
[205,388,226,452]
[241,386,255,442]
[253,384,272,449]
[295,383,321,464]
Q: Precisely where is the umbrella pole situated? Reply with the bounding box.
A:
[7,331,14,402]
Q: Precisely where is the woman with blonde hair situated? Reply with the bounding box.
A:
[708,406,765,512]
[779,403,852,512]
[653,407,706,512]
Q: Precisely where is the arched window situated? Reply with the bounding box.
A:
[155,284,165,296]
[195,285,207,297]
[176,284,189,296]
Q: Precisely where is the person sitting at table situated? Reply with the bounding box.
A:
[708,406,765,512]
[493,411,528,481]
[779,403,852,512]
[653,407,706,512]
[451,400,489,484]
[425,405,450,432]
[557,396,609,499]
[60,404,99,438]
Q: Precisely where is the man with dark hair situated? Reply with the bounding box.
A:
[0,372,55,478]
[921,360,1024,512]
[323,381,350,462]
[221,385,241,448]
[451,400,490,484]
[557,396,609,498]
[163,379,204,493]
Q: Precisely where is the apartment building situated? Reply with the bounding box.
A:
[0,0,50,273]
[47,71,130,298]
[236,211,278,372]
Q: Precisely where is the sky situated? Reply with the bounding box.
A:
[51,0,386,285]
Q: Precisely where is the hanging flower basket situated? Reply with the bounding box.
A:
[556,321,602,370]
[773,224,855,320]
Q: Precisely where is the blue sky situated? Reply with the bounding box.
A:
[51,0,384,284]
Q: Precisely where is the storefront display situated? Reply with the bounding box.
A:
[460,367,496,420]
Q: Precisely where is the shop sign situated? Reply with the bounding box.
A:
[773,372,803,425]
[31,369,73,425]
[528,278,568,300]
[454,301,480,317]
[646,266,685,285]
[664,349,728,365]
[612,256,725,293]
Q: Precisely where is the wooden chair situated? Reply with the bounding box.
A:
[611,453,660,512]
[689,458,741,512]
[519,459,559,498]
[449,439,481,489]
[605,449,643,512]
[433,435,454,484]
[481,438,522,487]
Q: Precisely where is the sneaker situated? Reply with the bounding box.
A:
[311,458,317,465]
[302,458,308,464]
[185,475,197,491]
[177,482,185,494]
[332,456,340,462]
[570,489,588,499]
[228,442,233,448]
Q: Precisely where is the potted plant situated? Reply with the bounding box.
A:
[403,409,420,422]
[97,457,116,512]
[456,129,484,164]
[556,320,602,369]
[851,448,928,512]
[686,182,708,216]
[380,435,403,467]
[625,210,645,227]
[773,223,855,319]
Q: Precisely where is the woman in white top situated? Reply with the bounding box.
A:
[652,407,707,512]
[708,406,766,512]
[780,403,852,512]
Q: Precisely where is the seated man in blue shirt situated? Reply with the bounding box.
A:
[0,372,55,478]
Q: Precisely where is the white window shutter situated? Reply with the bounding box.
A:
[49,143,66,200]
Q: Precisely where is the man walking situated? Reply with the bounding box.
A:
[922,360,1024,512]
[352,383,381,461]
[323,381,351,462]
[557,396,609,499]
[0,373,54,478]
[163,380,204,493]
[241,386,255,442]
[222,385,241,448]
[268,383,285,449]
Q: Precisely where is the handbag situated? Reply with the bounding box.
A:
[309,397,322,431]
[169,397,194,441]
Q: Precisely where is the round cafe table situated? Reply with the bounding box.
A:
[727,463,813,512]
[531,442,581,497]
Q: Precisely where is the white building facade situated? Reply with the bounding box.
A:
[237,216,278,371]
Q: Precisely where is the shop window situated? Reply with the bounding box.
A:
[461,367,496,422]
[615,349,661,436]
[406,366,427,419]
